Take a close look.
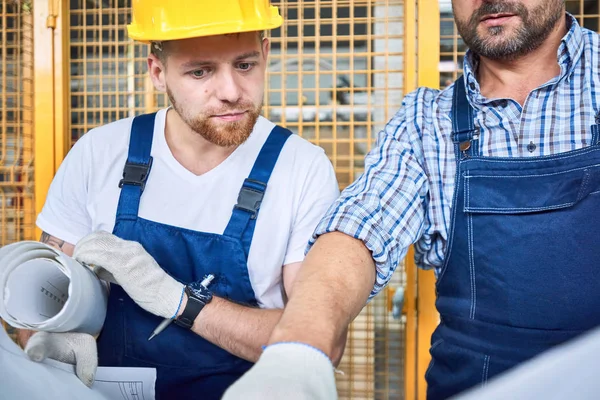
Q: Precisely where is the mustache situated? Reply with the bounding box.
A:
[470,1,527,25]
[205,102,258,117]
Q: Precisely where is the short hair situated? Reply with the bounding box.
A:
[150,30,265,64]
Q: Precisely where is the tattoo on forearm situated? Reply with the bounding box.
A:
[40,232,66,250]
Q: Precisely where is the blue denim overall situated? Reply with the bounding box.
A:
[426,77,600,399]
[96,113,291,399]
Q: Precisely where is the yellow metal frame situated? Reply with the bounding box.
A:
[403,2,418,399]
[416,1,440,399]
[403,1,440,399]
[34,0,70,239]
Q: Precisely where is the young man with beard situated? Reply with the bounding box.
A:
[17,1,340,399]
[223,1,600,399]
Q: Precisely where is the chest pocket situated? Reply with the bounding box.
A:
[463,165,600,214]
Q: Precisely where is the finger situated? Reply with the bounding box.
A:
[70,334,98,388]
[73,241,117,269]
[24,332,51,363]
[92,265,118,284]
[74,350,97,387]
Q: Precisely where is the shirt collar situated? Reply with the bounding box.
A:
[462,13,584,100]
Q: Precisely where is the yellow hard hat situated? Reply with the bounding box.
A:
[127,0,283,43]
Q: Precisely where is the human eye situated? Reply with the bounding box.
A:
[237,62,257,71]
[190,69,208,78]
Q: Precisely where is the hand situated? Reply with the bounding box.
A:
[222,342,338,400]
[24,331,98,387]
[73,231,185,319]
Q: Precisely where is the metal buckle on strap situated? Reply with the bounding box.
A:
[118,157,153,191]
[234,179,267,219]
[453,129,480,158]
[452,129,478,144]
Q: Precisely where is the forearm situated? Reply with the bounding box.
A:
[181,296,283,362]
[268,232,375,360]
[40,232,75,256]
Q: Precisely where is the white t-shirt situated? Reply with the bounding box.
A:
[37,108,339,308]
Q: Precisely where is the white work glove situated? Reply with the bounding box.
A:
[73,231,185,319]
[24,331,98,387]
[222,342,338,400]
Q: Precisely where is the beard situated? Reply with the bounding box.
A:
[454,0,564,61]
[167,88,262,147]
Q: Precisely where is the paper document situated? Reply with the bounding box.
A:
[0,325,156,400]
[94,368,156,400]
[0,241,108,335]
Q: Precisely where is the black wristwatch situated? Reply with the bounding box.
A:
[174,281,213,329]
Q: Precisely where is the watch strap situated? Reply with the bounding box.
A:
[174,287,207,329]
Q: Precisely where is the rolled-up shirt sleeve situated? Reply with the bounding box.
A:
[308,90,430,298]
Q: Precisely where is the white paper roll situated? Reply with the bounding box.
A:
[0,241,108,335]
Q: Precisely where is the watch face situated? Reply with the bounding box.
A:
[188,281,213,302]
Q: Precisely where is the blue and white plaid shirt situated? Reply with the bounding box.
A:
[309,14,600,298]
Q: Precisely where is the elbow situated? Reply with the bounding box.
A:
[330,327,349,367]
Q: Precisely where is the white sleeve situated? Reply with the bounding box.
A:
[36,135,93,245]
[283,149,340,266]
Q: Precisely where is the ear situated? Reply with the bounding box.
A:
[261,37,270,61]
[147,53,167,92]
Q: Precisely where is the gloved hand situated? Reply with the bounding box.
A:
[222,342,338,400]
[73,231,184,319]
[24,331,98,387]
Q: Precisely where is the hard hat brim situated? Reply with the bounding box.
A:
[127,17,283,43]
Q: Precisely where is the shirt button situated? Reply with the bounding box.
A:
[499,100,508,108]
[527,141,537,153]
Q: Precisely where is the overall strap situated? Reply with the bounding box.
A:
[451,76,479,160]
[223,125,293,258]
[115,112,156,221]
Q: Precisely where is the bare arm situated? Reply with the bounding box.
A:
[40,231,75,256]
[266,232,375,359]
[181,262,301,363]
[16,232,75,347]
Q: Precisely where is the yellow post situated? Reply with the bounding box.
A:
[403,3,418,398]
[33,0,56,239]
[404,246,418,400]
[34,0,68,239]
[416,1,440,399]
[54,0,70,170]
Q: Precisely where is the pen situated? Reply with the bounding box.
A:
[148,274,214,341]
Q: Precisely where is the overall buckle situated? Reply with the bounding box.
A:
[234,179,267,219]
[118,157,153,191]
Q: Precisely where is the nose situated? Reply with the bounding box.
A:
[214,67,243,104]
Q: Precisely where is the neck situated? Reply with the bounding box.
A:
[164,108,237,176]
[477,16,568,106]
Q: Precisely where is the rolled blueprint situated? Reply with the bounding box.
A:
[0,241,108,335]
